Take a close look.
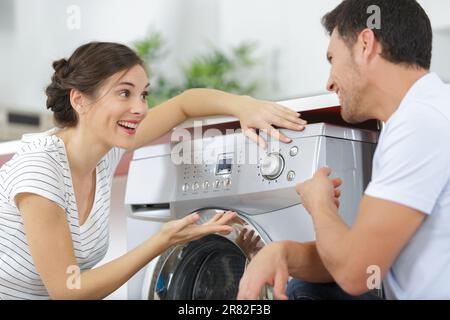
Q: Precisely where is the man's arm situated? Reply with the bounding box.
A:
[297,168,426,296]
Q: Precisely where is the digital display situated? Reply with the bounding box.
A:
[216,155,233,175]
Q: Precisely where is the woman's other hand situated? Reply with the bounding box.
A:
[158,211,237,246]
[236,96,307,149]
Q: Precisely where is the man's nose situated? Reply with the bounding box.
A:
[326,77,336,92]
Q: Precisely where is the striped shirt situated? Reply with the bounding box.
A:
[0,128,124,300]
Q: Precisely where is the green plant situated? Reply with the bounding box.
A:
[133,31,260,107]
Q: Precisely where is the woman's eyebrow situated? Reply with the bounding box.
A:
[117,82,150,89]
[117,81,135,87]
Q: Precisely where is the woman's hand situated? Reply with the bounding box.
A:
[235,96,307,149]
[158,211,237,246]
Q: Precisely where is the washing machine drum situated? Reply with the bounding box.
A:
[147,210,269,300]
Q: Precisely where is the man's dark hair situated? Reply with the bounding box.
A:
[322,0,432,69]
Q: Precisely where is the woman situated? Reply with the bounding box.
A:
[0,42,306,300]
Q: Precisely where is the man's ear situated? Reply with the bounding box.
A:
[358,28,380,65]
[69,89,88,115]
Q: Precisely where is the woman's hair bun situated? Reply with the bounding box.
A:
[52,58,69,76]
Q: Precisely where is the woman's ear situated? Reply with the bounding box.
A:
[69,89,88,115]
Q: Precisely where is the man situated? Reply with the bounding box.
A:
[238,0,450,300]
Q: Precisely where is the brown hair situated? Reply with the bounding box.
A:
[322,0,432,69]
[45,42,145,128]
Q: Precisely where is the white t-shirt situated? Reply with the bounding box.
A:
[0,129,125,300]
[365,73,450,299]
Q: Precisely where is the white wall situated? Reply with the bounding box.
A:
[0,0,200,112]
[217,0,342,99]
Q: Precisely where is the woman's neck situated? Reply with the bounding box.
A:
[56,126,110,177]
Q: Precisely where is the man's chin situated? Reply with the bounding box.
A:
[341,110,365,124]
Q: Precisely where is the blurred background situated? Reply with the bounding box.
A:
[0,0,449,141]
[0,0,449,299]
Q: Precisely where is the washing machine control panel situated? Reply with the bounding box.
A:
[176,132,313,200]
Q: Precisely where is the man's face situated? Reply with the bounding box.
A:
[326,30,369,124]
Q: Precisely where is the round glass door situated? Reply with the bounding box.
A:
[148,209,271,300]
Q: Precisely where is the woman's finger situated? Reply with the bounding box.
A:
[273,103,302,119]
[271,115,306,132]
[199,224,233,236]
[264,126,292,144]
[243,127,267,149]
[270,106,305,125]
[205,212,225,224]
[215,211,238,225]
[178,213,200,229]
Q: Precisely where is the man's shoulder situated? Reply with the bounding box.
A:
[394,91,450,136]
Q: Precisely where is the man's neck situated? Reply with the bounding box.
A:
[370,66,429,122]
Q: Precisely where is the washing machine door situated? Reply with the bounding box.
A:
[145,209,272,300]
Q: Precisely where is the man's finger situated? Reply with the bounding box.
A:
[332,178,343,188]
[238,277,263,300]
[334,188,341,198]
[317,166,332,176]
[273,271,289,300]
[334,198,340,208]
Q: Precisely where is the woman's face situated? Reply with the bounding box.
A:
[81,64,149,150]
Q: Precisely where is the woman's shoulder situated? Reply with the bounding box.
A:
[2,128,66,174]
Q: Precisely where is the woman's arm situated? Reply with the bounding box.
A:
[132,88,305,150]
[17,193,235,299]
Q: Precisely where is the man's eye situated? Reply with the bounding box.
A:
[119,90,130,98]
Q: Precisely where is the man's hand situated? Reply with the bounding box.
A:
[237,242,289,300]
[296,167,342,215]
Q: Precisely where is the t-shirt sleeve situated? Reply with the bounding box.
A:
[7,153,67,210]
[365,108,450,215]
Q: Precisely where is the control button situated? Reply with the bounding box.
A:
[192,182,200,191]
[203,181,210,190]
[287,170,296,182]
[260,153,285,180]
[289,146,299,157]
[214,180,221,189]
[182,183,189,192]
[223,178,231,188]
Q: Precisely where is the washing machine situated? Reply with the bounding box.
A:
[125,98,379,300]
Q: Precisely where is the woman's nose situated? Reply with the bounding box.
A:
[131,101,148,116]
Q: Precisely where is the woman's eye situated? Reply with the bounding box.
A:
[119,90,130,98]
[141,92,149,100]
